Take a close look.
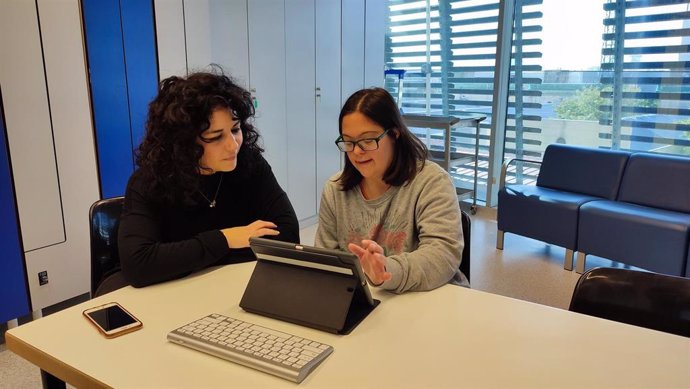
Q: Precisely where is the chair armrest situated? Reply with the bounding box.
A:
[499,158,542,191]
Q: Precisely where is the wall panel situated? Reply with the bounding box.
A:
[0,0,65,251]
[82,0,158,198]
[121,0,159,148]
[341,0,366,103]
[316,0,343,208]
[154,0,187,79]
[286,0,317,221]
[364,0,386,88]
[82,0,135,198]
[22,0,101,309]
[0,91,30,322]
[184,0,250,86]
[248,1,288,188]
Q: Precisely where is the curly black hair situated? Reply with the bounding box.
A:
[136,69,263,205]
[336,87,427,191]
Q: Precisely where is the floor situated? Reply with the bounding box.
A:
[0,208,626,388]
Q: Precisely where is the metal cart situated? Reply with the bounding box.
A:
[402,114,486,214]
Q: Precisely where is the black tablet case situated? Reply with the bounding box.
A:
[240,254,380,335]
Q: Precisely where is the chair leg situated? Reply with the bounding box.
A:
[564,249,574,271]
[496,230,504,250]
[576,252,587,274]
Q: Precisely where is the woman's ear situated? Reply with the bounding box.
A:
[393,128,400,139]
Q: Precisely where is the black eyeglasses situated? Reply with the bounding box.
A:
[335,128,391,152]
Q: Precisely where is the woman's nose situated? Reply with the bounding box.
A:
[352,144,366,155]
[226,134,239,151]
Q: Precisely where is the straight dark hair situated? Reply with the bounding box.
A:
[336,87,427,191]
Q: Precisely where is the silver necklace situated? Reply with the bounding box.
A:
[199,174,224,208]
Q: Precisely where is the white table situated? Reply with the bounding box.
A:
[7,262,690,388]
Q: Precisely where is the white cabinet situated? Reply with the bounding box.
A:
[365,0,386,88]
[316,0,343,210]
[341,0,366,102]
[0,0,100,310]
[154,0,187,79]
[286,0,317,221]
[0,0,64,251]
[156,0,250,86]
[247,1,288,191]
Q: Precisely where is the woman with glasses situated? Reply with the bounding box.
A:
[118,69,299,288]
[315,88,468,292]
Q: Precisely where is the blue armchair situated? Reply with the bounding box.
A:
[576,153,690,276]
[497,144,630,270]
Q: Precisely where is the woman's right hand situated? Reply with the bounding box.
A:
[348,240,392,286]
[221,220,279,249]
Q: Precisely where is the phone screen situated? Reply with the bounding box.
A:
[86,304,138,331]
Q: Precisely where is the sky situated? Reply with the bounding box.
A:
[540,0,607,70]
[539,0,688,71]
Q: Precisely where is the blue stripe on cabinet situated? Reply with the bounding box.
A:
[120,0,158,149]
[82,0,158,198]
[82,0,133,198]
[0,92,30,322]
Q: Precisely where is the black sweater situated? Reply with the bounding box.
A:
[118,156,299,287]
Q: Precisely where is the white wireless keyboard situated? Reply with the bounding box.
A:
[167,313,333,383]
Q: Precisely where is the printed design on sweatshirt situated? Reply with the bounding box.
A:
[347,222,407,256]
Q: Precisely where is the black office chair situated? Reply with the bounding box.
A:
[89,196,129,297]
[460,209,471,284]
[569,267,690,338]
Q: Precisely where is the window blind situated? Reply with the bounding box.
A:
[385,0,505,195]
[385,0,544,193]
[599,0,690,154]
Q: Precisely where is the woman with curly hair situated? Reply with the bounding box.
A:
[118,71,299,287]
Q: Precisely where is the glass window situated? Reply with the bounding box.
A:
[385,0,500,203]
[386,0,690,203]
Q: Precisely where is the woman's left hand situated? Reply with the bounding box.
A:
[348,239,392,286]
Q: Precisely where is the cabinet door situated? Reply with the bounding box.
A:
[0,94,30,322]
[155,0,249,84]
[316,0,342,209]
[154,0,187,79]
[183,0,250,87]
[248,0,287,189]
[365,0,386,88]
[341,0,365,103]
[286,0,317,221]
[0,0,65,250]
[1,0,100,310]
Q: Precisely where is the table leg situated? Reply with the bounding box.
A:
[41,370,66,389]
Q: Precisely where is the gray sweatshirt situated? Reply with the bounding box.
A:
[315,161,468,293]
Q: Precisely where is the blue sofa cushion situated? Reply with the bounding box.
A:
[618,153,690,214]
[498,185,600,250]
[537,144,630,199]
[578,200,690,277]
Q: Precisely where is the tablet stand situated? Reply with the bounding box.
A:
[240,260,380,335]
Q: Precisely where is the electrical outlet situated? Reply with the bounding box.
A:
[38,271,49,286]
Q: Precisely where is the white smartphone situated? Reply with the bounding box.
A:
[83,302,143,338]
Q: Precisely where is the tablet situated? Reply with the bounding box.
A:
[240,237,380,334]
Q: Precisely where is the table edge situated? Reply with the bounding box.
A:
[6,330,111,389]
